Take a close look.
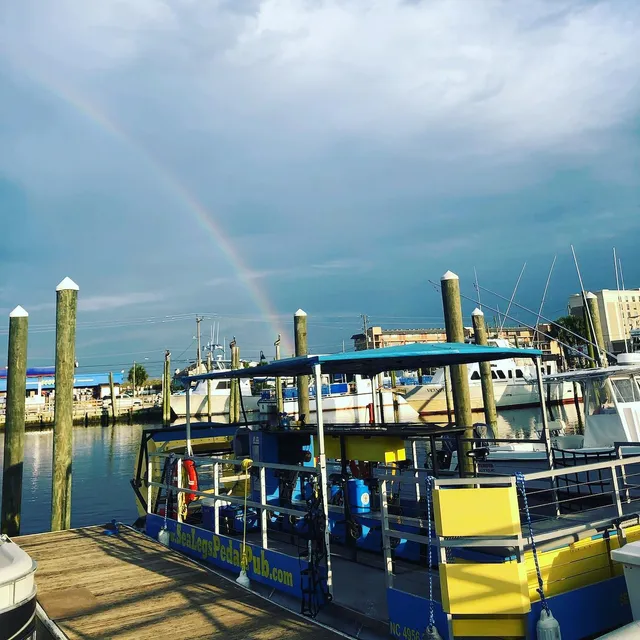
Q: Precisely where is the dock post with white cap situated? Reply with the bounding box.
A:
[1,306,29,536]
[441,271,474,475]
[294,310,310,424]
[472,308,498,433]
[51,277,79,532]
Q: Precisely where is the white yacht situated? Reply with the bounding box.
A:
[467,355,640,491]
[258,374,418,424]
[170,356,259,420]
[398,339,580,418]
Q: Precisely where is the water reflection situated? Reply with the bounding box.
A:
[0,423,143,534]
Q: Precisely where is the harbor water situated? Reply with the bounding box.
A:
[0,404,579,535]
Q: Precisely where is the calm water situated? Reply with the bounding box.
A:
[0,406,581,535]
[0,423,144,534]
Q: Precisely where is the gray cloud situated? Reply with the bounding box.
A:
[0,1,638,365]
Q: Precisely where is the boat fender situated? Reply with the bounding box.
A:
[424,626,443,640]
[158,527,170,547]
[537,609,561,640]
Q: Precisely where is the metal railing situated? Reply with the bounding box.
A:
[146,451,332,592]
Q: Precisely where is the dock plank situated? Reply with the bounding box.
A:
[16,526,342,640]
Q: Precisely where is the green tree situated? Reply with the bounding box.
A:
[128,363,148,392]
[551,315,587,366]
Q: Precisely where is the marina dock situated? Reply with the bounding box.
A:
[15,524,344,640]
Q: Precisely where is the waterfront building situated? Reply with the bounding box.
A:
[568,288,640,353]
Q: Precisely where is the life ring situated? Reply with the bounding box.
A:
[171,459,199,506]
[183,459,199,504]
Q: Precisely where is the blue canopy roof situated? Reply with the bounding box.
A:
[186,342,542,382]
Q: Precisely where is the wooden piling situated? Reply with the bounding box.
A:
[471,308,498,432]
[108,372,116,425]
[206,351,212,422]
[230,345,241,423]
[294,309,310,424]
[586,292,607,367]
[275,335,284,415]
[444,366,453,425]
[162,350,171,426]
[581,293,596,366]
[51,277,79,532]
[1,306,29,536]
[441,271,473,475]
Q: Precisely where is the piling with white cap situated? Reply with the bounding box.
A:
[441,272,474,475]
[471,308,498,432]
[294,309,309,424]
[1,306,29,536]
[51,278,79,532]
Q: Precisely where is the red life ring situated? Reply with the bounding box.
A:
[183,459,199,504]
[171,459,199,506]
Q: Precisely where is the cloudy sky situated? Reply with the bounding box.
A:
[1,0,639,374]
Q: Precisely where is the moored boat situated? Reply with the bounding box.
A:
[0,535,37,640]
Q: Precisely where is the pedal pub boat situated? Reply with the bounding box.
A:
[135,342,640,639]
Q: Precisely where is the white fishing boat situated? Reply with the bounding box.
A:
[466,355,640,492]
[0,535,37,640]
[258,374,418,424]
[398,338,580,417]
[170,357,259,420]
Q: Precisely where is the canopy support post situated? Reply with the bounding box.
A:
[313,363,333,596]
[185,381,193,457]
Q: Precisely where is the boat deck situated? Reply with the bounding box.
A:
[14,525,344,640]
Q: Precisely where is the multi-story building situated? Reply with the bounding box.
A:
[351,324,561,358]
[568,289,640,353]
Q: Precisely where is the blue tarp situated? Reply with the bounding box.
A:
[187,342,542,382]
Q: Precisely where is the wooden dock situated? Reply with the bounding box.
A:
[15,525,344,640]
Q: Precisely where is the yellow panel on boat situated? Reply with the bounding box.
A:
[440,563,531,615]
[433,487,520,537]
[524,530,634,601]
[452,615,526,637]
[322,436,406,463]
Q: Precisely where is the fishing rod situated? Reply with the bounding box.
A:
[473,282,616,360]
[500,262,526,332]
[427,279,600,365]
[533,256,556,348]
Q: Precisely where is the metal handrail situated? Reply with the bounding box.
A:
[147,481,309,519]
[148,451,319,475]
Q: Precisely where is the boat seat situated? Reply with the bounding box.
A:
[553,434,584,449]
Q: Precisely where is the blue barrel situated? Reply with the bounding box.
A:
[347,478,370,514]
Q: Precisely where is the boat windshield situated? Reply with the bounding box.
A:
[584,378,616,416]
[611,376,640,404]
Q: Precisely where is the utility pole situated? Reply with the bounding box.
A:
[196,315,203,371]
[361,314,370,349]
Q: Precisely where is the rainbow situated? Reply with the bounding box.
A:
[20,70,292,354]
